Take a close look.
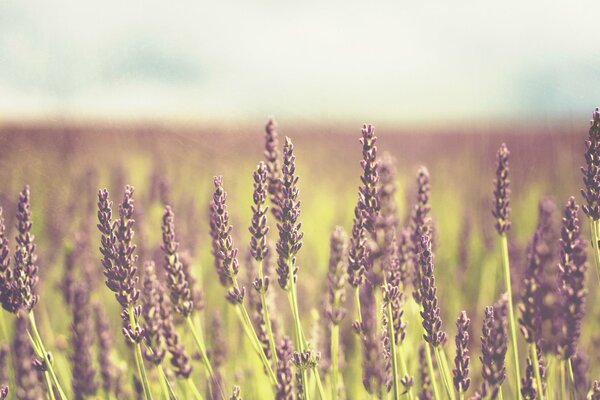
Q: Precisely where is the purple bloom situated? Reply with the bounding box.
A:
[418,235,446,347]
[492,144,511,234]
[581,107,600,221]
[453,310,471,394]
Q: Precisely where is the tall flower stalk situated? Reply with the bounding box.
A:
[0,186,67,399]
[347,124,379,331]
[581,107,600,283]
[453,311,470,400]
[249,162,279,368]
[477,298,508,400]
[491,143,521,397]
[160,205,219,397]
[557,197,587,393]
[210,176,277,387]
[518,227,546,400]
[97,186,153,400]
[417,234,453,400]
[274,137,323,399]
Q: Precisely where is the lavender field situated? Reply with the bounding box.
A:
[0,112,596,400]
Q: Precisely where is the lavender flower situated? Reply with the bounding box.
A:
[0,208,14,313]
[410,167,431,303]
[161,205,194,317]
[581,108,600,221]
[164,314,193,378]
[453,310,471,394]
[0,386,6,400]
[275,336,294,400]
[492,143,511,234]
[70,283,98,399]
[141,261,167,365]
[264,117,284,223]
[418,235,446,347]
[209,176,240,290]
[376,152,399,234]
[94,303,116,396]
[518,230,543,345]
[347,124,379,288]
[557,197,587,360]
[12,186,39,313]
[479,297,508,400]
[326,226,348,325]
[359,281,385,394]
[275,138,304,290]
[521,345,546,400]
[97,186,143,343]
[250,162,270,263]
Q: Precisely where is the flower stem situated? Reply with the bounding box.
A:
[425,342,441,400]
[257,261,279,366]
[385,301,400,400]
[499,234,522,398]
[559,359,567,400]
[287,285,310,400]
[185,316,219,386]
[434,346,455,400]
[398,343,414,400]
[27,311,68,400]
[231,276,277,386]
[126,306,153,400]
[331,323,339,400]
[588,218,600,283]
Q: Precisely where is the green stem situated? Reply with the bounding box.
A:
[287,286,310,400]
[27,312,68,400]
[235,305,278,386]
[567,358,575,385]
[0,311,15,396]
[530,343,544,400]
[498,387,504,400]
[499,234,522,399]
[313,366,326,400]
[126,306,153,400]
[589,218,600,283]
[156,365,171,400]
[257,261,279,367]
[398,343,414,400]
[43,369,57,400]
[186,378,204,400]
[185,316,217,381]
[433,346,454,400]
[559,359,567,400]
[425,343,441,400]
[331,324,339,400]
[385,302,400,400]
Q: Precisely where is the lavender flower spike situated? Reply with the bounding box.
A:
[0,208,14,313]
[264,117,284,223]
[326,226,348,325]
[557,197,588,360]
[275,137,304,291]
[479,297,508,400]
[13,186,39,313]
[161,205,194,317]
[581,108,600,221]
[492,143,511,234]
[71,283,98,399]
[410,167,431,304]
[453,310,471,394]
[347,124,379,288]
[418,235,446,347]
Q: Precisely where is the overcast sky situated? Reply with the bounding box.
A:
[0,1,598,124]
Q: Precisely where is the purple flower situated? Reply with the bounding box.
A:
[492,144,511,234]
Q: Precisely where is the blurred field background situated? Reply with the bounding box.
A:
[0,118,595,398]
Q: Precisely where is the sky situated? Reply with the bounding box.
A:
[0,1,598,124]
